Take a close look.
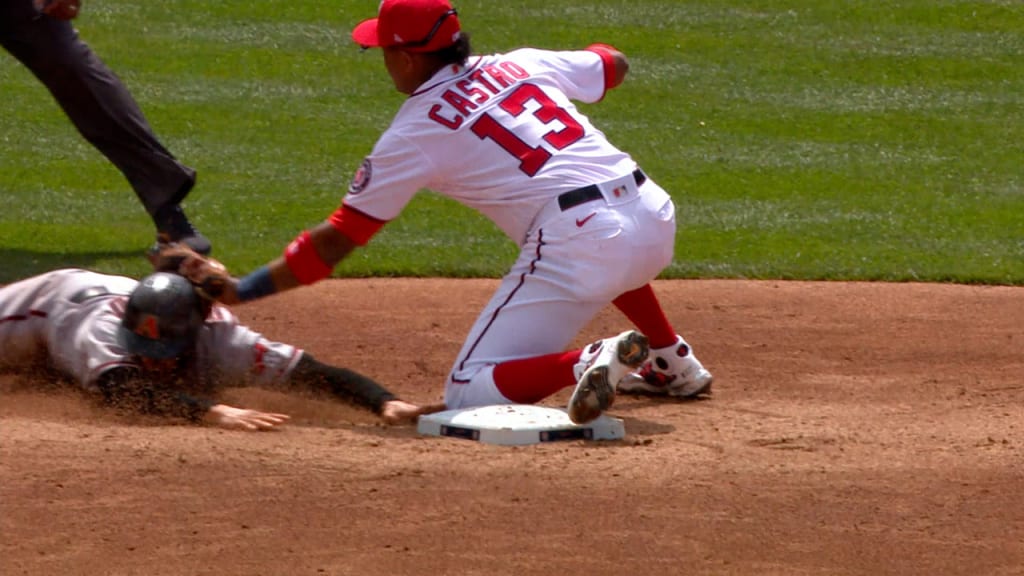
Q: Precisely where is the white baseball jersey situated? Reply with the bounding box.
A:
[340,46,680,409]
[344,48,637,244]
[0,269,302,391]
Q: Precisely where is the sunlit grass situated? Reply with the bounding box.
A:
[1,0,1021,284]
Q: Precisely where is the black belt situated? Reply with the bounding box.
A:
[557,169,646,212]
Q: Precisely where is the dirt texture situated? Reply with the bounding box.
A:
[1,279,1022,576]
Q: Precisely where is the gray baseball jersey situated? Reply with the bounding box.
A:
[0,269,302,391]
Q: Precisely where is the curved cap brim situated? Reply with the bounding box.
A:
[352,18,381,48]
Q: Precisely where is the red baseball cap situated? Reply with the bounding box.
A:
[351,0,462,52]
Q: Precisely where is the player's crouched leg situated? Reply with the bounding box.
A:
[443,365,514,410]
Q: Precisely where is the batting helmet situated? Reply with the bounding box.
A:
[117,272,206,359]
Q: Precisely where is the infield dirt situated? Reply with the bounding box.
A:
[2,279,1022,576]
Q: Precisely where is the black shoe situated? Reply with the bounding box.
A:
[154,204,212,255]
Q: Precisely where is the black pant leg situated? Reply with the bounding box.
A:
[1,1,196,216]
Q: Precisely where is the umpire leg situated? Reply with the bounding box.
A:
[1,1,210,252]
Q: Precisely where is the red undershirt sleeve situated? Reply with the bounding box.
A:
[327,204,387,246]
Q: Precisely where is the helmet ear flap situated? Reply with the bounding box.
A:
[118,273,206,359]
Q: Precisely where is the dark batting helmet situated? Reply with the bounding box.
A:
[117,272,206,359]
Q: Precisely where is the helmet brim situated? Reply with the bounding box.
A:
[117,325,189,360]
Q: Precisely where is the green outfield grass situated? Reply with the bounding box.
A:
[1,0,1021,284]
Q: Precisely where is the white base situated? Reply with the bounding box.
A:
[417,404,625,446]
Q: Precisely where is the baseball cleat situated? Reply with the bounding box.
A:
[154,204,212,255]
[567,330,649,424]
[618,335,713,398]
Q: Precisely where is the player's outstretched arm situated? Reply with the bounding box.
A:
[149,220,358,305]
[287,353,443,425]
[203,404,290,431]
[98,367,211,420]
[229,220,360,304]
[96,367,289,430]
[379,399,448,425]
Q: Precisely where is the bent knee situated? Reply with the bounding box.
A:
[444,365,513,409]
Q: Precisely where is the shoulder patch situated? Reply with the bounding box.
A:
[348,158,373,195]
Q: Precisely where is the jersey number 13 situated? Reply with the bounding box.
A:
[470,84,585,177]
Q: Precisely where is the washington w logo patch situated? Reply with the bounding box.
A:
[348,158,373,195]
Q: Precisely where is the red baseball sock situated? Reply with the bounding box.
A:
[613,283,677,348]
[493,350,581,404]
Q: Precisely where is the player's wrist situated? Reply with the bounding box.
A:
[203,404,226,423]
[283,230,333,285]
[236,266,275,302]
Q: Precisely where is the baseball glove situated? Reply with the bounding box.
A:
[147,240,229,301]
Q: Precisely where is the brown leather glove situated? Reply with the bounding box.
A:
[147,241,230,301]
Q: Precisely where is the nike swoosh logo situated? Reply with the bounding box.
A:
[576,212,597,227]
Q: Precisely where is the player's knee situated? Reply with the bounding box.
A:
[444,365,510,409]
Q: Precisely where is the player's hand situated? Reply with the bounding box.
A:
[379,400,447,425]
[34,0,80,20]
[204,404,291,431]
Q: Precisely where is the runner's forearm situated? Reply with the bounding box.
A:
[287,353,396,413]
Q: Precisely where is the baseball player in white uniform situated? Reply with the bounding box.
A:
[156,0,714,425]
[0,269,438,429]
